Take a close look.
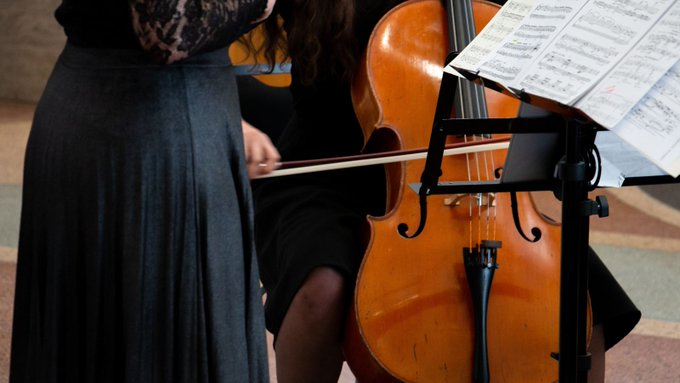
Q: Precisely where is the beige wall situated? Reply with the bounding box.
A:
[0,0,65,102]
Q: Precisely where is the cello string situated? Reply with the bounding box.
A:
[475,136,483,248]
[464,0,501,246]
[463,134,474,250]
[489,137,499,240]
[450,0,477,250]
[479,137,491,238]
[457,0,498,251]
[456,71,475,249]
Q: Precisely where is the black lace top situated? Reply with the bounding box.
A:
[55,0,267,63]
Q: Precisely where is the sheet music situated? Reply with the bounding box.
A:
[447,0,680,179]
[515,0,676,105]
[575,2,680,129]
[449,0,535,72]
[595,131,667,187]
[475,0,590,86]
[610,61,680,177]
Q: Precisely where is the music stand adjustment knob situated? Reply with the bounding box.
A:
[579,195,609,218]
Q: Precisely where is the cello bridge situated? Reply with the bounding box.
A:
[443,193,496,208]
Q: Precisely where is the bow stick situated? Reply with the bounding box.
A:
[257,137,510,178]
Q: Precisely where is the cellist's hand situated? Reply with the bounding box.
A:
[242,119,280,179]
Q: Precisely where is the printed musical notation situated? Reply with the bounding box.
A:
[518,0,674,105]
[448,0,680,177]
[451,0,535,71]
[478,0,590,85]
[611,62,680,176]
[576,1,680,127]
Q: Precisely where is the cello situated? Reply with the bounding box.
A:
[344,0,590,381]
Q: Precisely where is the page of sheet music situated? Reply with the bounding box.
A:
[475,0,589,86]
[575,2,680,129]
[609,61,680,177]
[515,0,676,106]
[448,0,535,72]
[595,131,667,187]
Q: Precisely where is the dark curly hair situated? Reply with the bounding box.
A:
[251,0,358,86]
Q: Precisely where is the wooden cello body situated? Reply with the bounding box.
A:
[344,0,582,381]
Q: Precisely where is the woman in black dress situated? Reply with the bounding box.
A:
[243,0,641,382]
[244,1,403,381]
[10,1,274,382]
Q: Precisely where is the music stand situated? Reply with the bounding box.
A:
[414,68,610,383]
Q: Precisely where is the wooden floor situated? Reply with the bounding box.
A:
[1,99,679,382]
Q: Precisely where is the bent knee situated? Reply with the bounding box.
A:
[294,267,349,319]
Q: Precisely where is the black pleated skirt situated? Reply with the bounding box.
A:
[10,43,268,383]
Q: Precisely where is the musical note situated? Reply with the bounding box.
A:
[514,0,676,105]
[577,1,680,128]
[449,0,536,72]
[610,61,680,176]
[474,0,590,84]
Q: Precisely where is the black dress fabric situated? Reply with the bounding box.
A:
[252,0,639,352]
[10,1,269,382]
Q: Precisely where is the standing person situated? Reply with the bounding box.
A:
[242,1,640,382]
[10,1,275,382]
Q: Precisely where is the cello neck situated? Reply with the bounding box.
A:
[445,0,488,120]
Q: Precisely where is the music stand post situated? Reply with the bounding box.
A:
[555,118,603,383]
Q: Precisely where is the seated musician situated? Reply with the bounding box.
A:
[238,0,641,382]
